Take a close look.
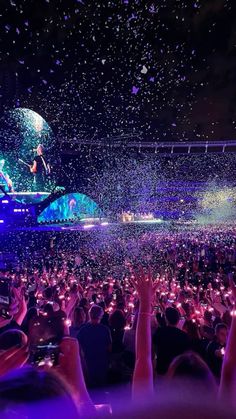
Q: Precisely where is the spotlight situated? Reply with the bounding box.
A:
[84,224,95,229]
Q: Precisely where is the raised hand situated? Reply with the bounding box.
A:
[229,274,236,302]
[219,274,236,403]
[12,287,28,326]
[130,266,159,310]
[65,293,79,317]
[130,267,158,399]
[56,337,94,411]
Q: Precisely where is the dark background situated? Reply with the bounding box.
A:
[0,0,236,143]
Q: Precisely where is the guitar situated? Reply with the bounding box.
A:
[18,159,31,169]
[18,158,50,176]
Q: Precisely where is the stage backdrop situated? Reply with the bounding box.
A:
[37,192,102,223]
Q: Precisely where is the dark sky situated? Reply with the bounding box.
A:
[0,0,236,142]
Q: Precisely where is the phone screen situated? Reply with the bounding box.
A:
[0,278,11,306]
[30,344,60,367]
[29,312,64,366]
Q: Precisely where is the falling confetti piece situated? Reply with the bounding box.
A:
[132,86,139,94]
[141,65,148,74]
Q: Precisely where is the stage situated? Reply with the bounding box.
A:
[0,189,103,228]
[0,191,50,204]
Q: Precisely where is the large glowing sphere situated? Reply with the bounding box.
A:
[10,108,54,154]
[0,108,58,197]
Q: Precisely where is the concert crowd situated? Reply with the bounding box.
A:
[0,226,236,417]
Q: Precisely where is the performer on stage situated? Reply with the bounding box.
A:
[30,144,51,191]
[0,159,14,192]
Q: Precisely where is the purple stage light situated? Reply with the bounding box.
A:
[2,200,9,204]
[83,224,95,229]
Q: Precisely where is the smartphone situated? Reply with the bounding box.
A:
[29,312,64,366]
[30,343,60,367]
[0,277,11,306]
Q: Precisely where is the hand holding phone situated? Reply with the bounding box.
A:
[0,277,12,319]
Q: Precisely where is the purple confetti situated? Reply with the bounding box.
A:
[132,86,139,94]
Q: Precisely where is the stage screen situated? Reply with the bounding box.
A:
[0,108,59,203]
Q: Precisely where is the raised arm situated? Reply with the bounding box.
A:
[219,277,236,405]
[30,161,37,173]
[57,337,96,416]
[131,268,158,400]
[11,288,27,326]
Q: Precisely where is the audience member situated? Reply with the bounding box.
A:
[153,307,190,375]
[77,305,112,388]
[207,323,228,379]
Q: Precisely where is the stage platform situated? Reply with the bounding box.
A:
[0,191,52,227]
[0,190,103,228]
[0,218,168,233]
[0,192,50,204]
